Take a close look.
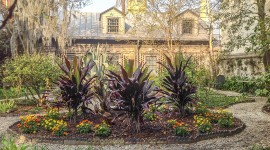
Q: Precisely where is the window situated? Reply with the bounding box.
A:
[145,56,157,73]
[107,18,119,33]
[182,20,193,34]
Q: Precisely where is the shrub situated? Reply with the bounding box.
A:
[173,122,191,136]
[18,115,41,133]
[0,87,25,99]
[217,110,234,128]
[144,111,158,121]
[194,115,212,133]
[45,108,61,120]
[194,102,210,115]
[205,112,223,123]
[144,104,159,121]
[57,56,96,122]
[51,120,68,136]
[42,118,57,131]
[167,120,191,136]
[167,119,177,128]
[0,100,17,113]
[76,120,94,134]
[94,121,110,137]
[157,104,170,113]
[42,118,68,136]
[158,55,196,116]
[2,54,60,100]
[107,64,159,132]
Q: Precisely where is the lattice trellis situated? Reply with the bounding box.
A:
[122,54,129,66]
[139,54,145,65]
[158,54,166,73]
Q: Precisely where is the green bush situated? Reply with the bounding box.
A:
[0,87,26,99]
[76,120,94,134]
[45,108,61,120]
[94,121,110,137]
[195,102,210,115]
[217,111,234,128]
[222,76,257,93]
[194,115,212,133]
[174,126,190,136]
[221,72,270,96]
[0,100,17,113]
[2,54,61,100]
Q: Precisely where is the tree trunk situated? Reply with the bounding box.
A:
[257,0,269,70]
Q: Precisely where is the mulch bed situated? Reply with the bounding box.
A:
[9,113,245,145]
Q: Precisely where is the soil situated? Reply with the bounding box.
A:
[9,113,243,140]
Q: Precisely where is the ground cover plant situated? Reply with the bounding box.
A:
[0,100,16,113]
[220,72,270,96]
[0,87,26,100]
[196,88,249,108]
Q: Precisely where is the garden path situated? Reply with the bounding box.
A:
[0,97,269,150]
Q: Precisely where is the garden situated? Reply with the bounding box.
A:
[0,54,250,146]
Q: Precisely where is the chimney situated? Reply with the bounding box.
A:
[200,0,209,22]
[2,0,11,7]
[128,0,147,14]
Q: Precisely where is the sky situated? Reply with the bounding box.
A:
[81,0,117,12]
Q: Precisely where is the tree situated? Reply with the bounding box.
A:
[0,0,17,29]
[6,0,91,56]
[219,0,270,69]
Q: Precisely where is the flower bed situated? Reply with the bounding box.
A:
[7,55,246,145]
[9,108,246,145]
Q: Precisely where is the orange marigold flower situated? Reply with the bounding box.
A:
[17,123,22,128]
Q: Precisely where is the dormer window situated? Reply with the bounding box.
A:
[182,20,193,34]
[107,18,119,33]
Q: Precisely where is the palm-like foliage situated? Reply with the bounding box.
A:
[57,56,96,122]
[157,55,196,116]
[107,64,158,133]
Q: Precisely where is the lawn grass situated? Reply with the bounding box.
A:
[196,88,251,108]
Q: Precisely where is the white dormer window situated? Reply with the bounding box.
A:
[107,18,119,33]
[182,20,193,34]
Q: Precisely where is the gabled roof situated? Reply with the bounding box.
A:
[175,9,200,18]
[99,7,123,21]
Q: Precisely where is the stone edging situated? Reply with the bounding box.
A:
[7,120,246,145]
[262,104,270,115]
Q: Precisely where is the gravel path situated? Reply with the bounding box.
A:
[0,97,269,150]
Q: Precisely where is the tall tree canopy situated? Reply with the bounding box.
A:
[3,0,90,56]
[219,0,270,68]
